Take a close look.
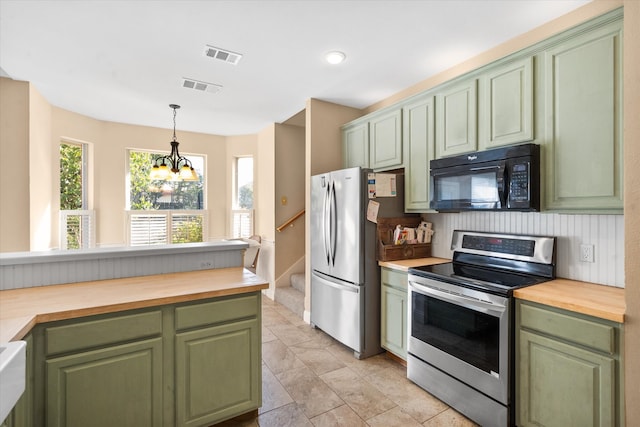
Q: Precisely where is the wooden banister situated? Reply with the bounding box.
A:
[276,210,305,232]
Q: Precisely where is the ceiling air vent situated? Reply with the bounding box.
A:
[203,45,242,65]
[181,78,222,94]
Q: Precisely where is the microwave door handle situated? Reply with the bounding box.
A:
[469,165,502,171]
[497,164,506,208]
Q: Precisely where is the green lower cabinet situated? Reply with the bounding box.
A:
[28,292,261,427]
[517,300,624,427]
[380,268,408,360]
[175,318,260,427]
[46,338,164,427]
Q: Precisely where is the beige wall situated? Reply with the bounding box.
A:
[623,0,639,424]
[1,83,240,250]
[274,123,305,279]
[28,85,53,251]
[256,125,276,243]
[52,109,228,246]
[0,79,30,252]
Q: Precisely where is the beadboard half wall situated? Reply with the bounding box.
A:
[425,212,624,288]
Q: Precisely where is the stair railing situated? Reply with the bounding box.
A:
[276,210,305,232]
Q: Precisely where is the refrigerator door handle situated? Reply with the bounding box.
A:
[313,271,359,292]
[323,181,331,265]
[329,181,337,266]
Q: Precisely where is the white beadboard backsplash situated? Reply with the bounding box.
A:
[424,212,624,288]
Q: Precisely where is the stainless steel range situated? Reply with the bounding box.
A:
[407,230,556,427]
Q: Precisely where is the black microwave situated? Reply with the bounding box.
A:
[430,143,540,212]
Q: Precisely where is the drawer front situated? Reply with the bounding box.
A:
[45,310,163,356]
[175,292,259,331]
[381,268,408,292]
[519,302,615,354]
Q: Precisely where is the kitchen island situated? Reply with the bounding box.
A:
[0,267,268,427]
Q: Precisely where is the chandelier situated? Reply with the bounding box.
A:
[149,104,199,181]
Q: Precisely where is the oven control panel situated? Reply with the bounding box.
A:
[462,235,535,257]
[451,230,556,265]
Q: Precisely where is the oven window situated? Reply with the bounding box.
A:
[412,292,499,374]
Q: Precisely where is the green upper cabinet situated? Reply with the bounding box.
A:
[479,56,534,150]
[402,94,435,212]
[342,108,403,171]
[543,19,623,212]
[370,109,403,171]
[342,121,369,169]
[435,78,478,158]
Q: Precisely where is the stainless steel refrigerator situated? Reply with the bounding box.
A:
[310,167,405,359]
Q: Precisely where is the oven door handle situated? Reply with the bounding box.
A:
[409,281,506,316]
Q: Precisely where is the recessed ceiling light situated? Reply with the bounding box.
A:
[325,51,346,65]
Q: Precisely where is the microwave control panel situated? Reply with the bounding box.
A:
[508,161,530,206]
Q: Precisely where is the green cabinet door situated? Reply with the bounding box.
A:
[436,79,477,158]
[380,268,408,360]
[402,95,435,212]
[342,121,369,169]
[480,56,534,150]
[543,20,623,212]
[46,338,164,427]
[518,330,615,427]
[175,318,260,427]
[517,300,623,427]
[370,109,403,171]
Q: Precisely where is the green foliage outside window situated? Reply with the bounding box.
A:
[172,216,203,243]
[60,143,84,249]
[60,144,83,210]
[238,183,253,209]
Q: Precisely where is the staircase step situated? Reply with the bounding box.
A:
[274,286,304,318]
[290,273,305,293]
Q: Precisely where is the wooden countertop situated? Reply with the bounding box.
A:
[514,278,625,323]
[0,267,268,343]
[378,257,450,271]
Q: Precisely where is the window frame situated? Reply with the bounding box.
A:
[126,148,208,246]
[59,140,95,250]
[231,155,254,238]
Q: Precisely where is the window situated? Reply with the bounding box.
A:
[127,150,206,246]
[232,156,254,238]
[60,141,94,249]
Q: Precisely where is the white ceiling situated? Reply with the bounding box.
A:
[0,0,591,136]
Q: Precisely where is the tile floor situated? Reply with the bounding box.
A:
[218,296,478,427]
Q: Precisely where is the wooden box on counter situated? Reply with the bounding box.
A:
[376,217,432,261]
